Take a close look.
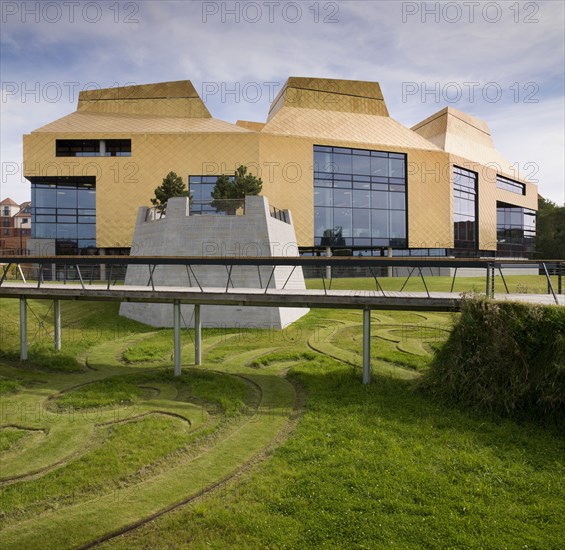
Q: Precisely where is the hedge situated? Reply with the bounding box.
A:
[422,298,565,423]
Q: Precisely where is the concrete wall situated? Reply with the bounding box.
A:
[119,196,309,329]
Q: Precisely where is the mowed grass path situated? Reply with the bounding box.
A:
[1,297,564,548]
[0,300,296,548]
[103,367,565,549]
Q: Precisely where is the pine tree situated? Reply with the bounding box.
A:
[151,172,189,212]
[211,166,262,214]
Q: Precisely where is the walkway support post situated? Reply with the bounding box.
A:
[173,300,181,376]
[54,300,61,351]
[194,304,202,366]
[485,265,491,298]
[325,247,332,280]
[362,307,371,384]
[20,297,27,361]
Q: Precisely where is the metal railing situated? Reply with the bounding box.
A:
[190,200,245,216]
[269,205,290,224]
[1,255,563,303]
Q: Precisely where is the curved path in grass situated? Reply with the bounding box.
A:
[306,311,452,380]
[0,335,297,550]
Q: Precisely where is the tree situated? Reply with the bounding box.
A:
[321,226,345,247]
[211,165,263,214]
[535,195,565,259]
[151,171,189,212]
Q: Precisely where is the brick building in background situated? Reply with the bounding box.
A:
[0,198,32,255]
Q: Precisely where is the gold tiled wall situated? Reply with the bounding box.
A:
[259,135,315,245]
[405,149,453,249]
[24,132,259,248]
[258,136,453,249]
[23,128,536,251]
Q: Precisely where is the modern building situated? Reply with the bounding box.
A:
[0,198,32,255]
[22,78,537,258]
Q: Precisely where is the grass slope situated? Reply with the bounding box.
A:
[0,295,563,549]
[103,365,565,550]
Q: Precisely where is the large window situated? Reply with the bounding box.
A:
[497,202,535,257]
[497,175,525,195]
[313,145,407,248]
[453,166,477,250]
[31,177,96,254]
[189,175,234,214]
[56,139,131,157]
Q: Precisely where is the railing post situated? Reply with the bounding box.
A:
[559,263,563,295]
[485,264,491,298]
[542,263,559,305]
[173,300,181,376]
[194,304,202,366]
[20,297,27,361]
[363,307,371,385]
[54,300,61,351]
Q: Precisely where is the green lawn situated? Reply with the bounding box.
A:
[103,367,565,550]
[0,297,563,549]
[306,273,560,294]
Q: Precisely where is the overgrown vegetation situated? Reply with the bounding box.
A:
[0,428,30,452]
[422,298,565,423]
[249,350,318,368]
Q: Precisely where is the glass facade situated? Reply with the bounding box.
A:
[496,175,525,195]
[313,145,407,248]
[453,166,477,250]
[56,139,131,157]
[31,177,96,254]
[188,175,234,214]
[497,202,536,257]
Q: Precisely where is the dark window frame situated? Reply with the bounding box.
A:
[56,139,132,157]
[496,175,526,196]
[313,145,407,248]
[453,166,478,250]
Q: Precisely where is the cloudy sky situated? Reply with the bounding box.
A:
[1,0,563,204]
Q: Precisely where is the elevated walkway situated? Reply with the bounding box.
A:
[1,255,563,384]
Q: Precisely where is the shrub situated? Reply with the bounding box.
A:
[421,298,565,423]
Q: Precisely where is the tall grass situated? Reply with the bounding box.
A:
[422,298,565,423]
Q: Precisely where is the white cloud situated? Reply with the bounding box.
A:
[1,0,563,204]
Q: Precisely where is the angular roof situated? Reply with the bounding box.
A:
[77,80,211,118]
[27,78,515,163]
[262,106,441,150]
[268,77,389,120]
[32,111,253,134]
[235,120,265,132]
[0,197,19,206]
[411,107,512,169]
[30,80,254,135]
